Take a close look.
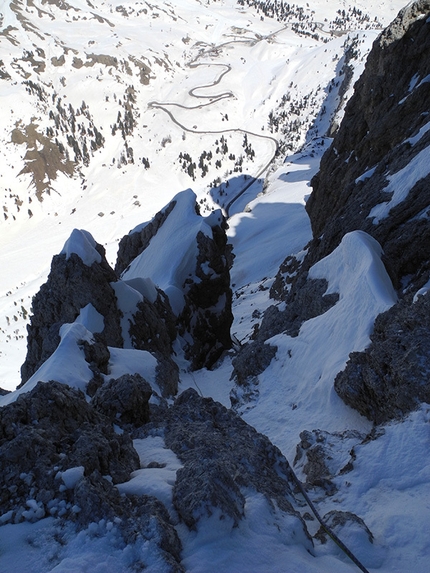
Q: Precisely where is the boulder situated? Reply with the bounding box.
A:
[165,388,308,533]
[335,290,430,424]
[92,373,152,426]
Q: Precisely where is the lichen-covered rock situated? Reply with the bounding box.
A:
[165,388,308,533]
[92,373,152,426]
[335,290,430,424]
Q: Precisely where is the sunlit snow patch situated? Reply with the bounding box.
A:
[60,229,102,266]
[368,145,430,223]
[243,231,398,453]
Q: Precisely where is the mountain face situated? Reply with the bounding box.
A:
[306,0,430,423]
[307,0,430,290]
[235,0,430,425]
[1,1,430,572]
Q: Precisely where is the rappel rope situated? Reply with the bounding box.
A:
[286,464,371,573]
[187,374,370,573]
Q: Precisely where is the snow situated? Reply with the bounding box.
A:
[60,229,102,266]
[117,436,182,517]
[59,467,85,490]
[369,144,430,223]
[355,165,376,183]
[413,279,430,302]
[243,231,397,459]
[0,320,95,407]
[406,119,430,146]
[74,303,104,334]
[121,190,221,315]
[123,278,158,304]
[0,1,428,572]
[105,347,158,391]
[0,517,169,573]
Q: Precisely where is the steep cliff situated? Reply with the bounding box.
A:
[235,0,430,425]
[306,0,430,291]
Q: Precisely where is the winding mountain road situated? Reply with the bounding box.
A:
[148,39,279,217]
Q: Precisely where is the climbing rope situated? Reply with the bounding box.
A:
[287,464,371,573]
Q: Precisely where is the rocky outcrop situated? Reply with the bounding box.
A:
[21,239,122,385]
[294,429,365,494]
[247,2,430,424]
[305,0,430,291]
[299,1,430,423]
[335,289,430,424]
[0,380,183,571]
[120,190,234,370]
[164,388,308,534]
[0,381,139,516]
[178,225,234,369]
[21,190,234,397]
[92,373,153,426]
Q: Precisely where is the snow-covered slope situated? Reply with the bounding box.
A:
[2,1,430,573]
[0,0,404,390]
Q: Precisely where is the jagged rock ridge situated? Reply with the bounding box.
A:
[119,190,234,370]
[20,189,233,398]
[306,0,430,290]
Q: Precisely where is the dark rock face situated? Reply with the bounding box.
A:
[128,291,180,397]
[0,381,139,518]
[21,247,122,385]
[262,278,338,337]
[0,380,183,571]
[129,291,177,359]
[164,388,308,533]
[92,373,153,426]
[231,339,277,389]
[335,290,430,424]
[305,0,430,290]
[179,225,234,369]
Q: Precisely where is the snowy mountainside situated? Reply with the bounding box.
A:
[0,0,404,388]
[2,1,430,573]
